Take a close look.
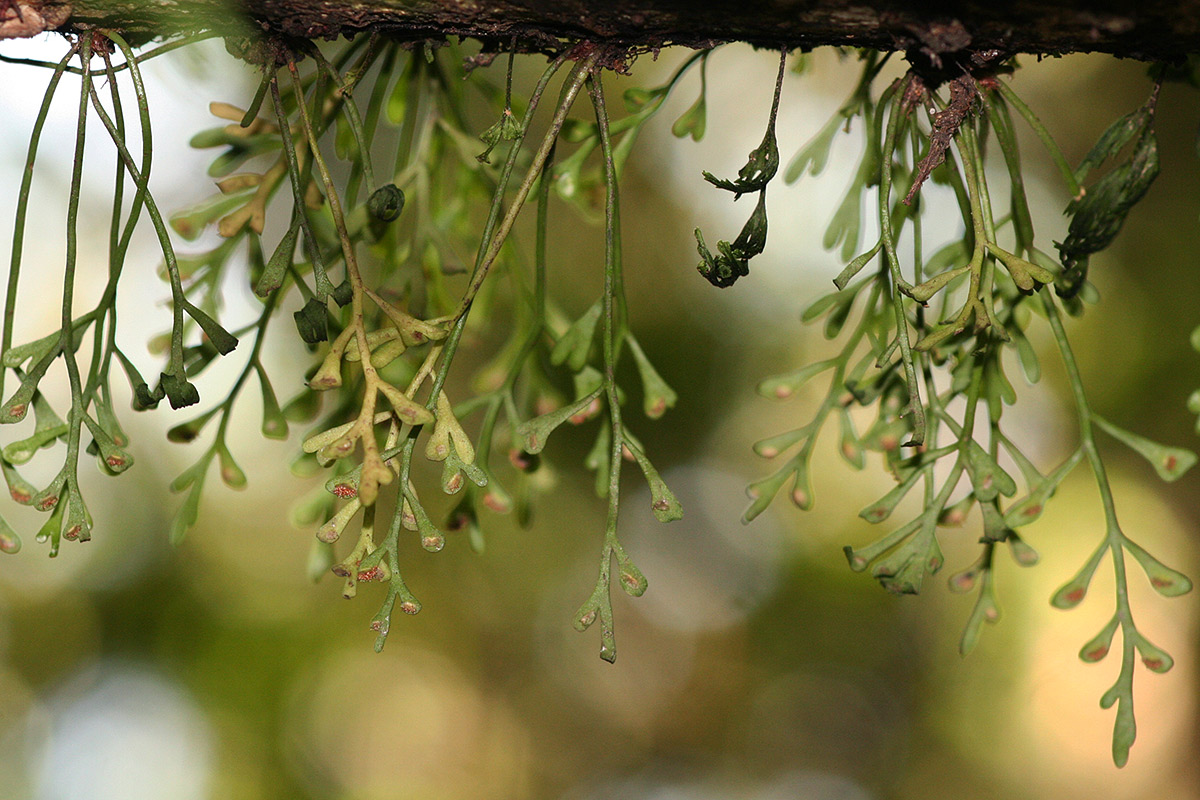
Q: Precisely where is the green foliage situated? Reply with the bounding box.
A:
[745,54,1193,767]
[0,28,1194,769]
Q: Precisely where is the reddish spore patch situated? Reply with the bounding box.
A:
[482,492,509,513]
[943,509,966,525]
[357,566,384,582]
[951,571,977,591]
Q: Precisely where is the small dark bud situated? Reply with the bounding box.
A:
[368,184,405,222]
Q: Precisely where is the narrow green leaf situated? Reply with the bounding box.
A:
[217,443,247,489]
[617,555,648,597]
[169,482,203,546]
[257,369,288,440]
[256,218,299,297]
[627,336,677,419]
[1132,631,1174,673]
[1078,615,1120,662]
[0,513,21,554]
[671,94,706,141]
[1123,538,1194,597]
[169,191,253,240]
[1050,542,1107,609]
[1093,415,1197,482]
[784,116,838,182]
[756,359,835,400]
[965,442,1017,502]
[550,300,602,371]
[752,425,811,459]
[1006,533,1040,566]
[624,438,682,523]
[1110,693,1136,768]
[833,239,881,290]
[183,302,238,356]
[743,463,792,523]
[870,527,942,595]
[959,572,1000,655]
[515,389,603,455]
[858,467,923,523]
[908,265,970,303]
[836,408,864,469]
[1011,326,1041,384]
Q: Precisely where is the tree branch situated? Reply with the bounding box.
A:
[13,1,1200,61]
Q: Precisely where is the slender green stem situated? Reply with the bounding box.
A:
[288,59,359,281]
[993,79,1083,199]
[956,117,1004,335]
[1042,285,1140,764]
[377,55,575,647]
[494,140,558,396]
[87,33,190,382]
[391,55,424,181]
[3,43,78,402]
[981,89,1036,252]
[54,36,96,544]
[591,70,623,498]
[878,78,926,445]
[534,142,553,334]
[309,45,377,194]
[83,33,156,401]
[213,292,279,440]
[345,43,395,206]
[0,34,212,75]
[83,48,127,405]
[452,56,596,320]
[1042,294,1123,546]
[268,74,335,299]
[591,64,629,664]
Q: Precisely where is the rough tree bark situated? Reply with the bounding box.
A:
[4,1,1199,61]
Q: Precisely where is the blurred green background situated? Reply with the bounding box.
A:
[0,38,1198,800]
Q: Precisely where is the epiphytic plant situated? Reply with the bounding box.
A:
[1,22,1195,766]
[732,52,1194,767]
